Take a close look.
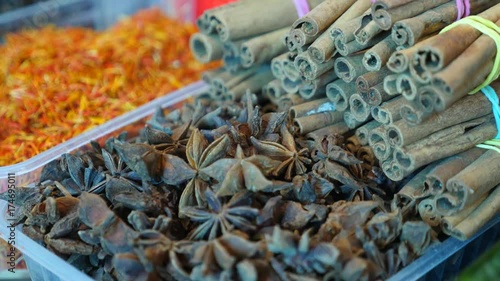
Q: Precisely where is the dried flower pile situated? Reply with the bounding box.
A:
[0,8,219,166]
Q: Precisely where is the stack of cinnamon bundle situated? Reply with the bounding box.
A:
[192,0,500,241]
[191,0,327,101]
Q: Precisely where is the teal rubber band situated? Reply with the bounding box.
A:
[480,85,500,138]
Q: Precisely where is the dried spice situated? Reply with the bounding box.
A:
[1,93,441,281]
[0,8,219,166]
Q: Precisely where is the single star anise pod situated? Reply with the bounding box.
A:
[144,120,191,156]
[266,227,340,275]
[161,129,230,214]
[250,124,311,181]
[183,189,258,240]
[200,145,281,197]
[189,232,263,281]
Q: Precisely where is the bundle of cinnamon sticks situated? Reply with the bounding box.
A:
[192,0,500,242]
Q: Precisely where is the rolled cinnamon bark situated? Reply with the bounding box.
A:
[295,52,336,80]
[432,61,494,112]
[282,77,302,94]
[276,93,305,111]
[440,193,487,238]
[356,67,392,94]
[290,29,320,50]
[382,73,400,96]
[334,53,368,83]
[202,67,227,84]
[305,122,351,141]
[386,93,495,148]
[289,98,336,119]
[299,73,337,100]
[271,52,288,80]
[223,39,244,72]
[388,118,496,181]
[410,7,500,78]
[396,72,422,101]
[371,96,405,125]
[264,79,286,100]
[386,47,419,73]
[212,0,324,42]
[397,162,438,203]
[308,0,371,63]
[452,186,499,240]
[326,79,358,112]
[343,110,366,129]
[227,67,274,101]
[240,28,289,68]
[331,12,370,46]
[363,36,398,71]
[294,111,345,135]
[293,0,355,37]
[368,125,392,161]
[418,198,441,227]
[399,99,433,126]
[190,33,224,63]
[390,2,458,48]
[372,0,449,31]
[349,94,372,122]
[425,148,485,197]
[436,150,500,216]
[355,120,381,146]
[196,1,243,34]
[361,83,392,106]
[283,55,302,82]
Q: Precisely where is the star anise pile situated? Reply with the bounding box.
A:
[6,93,438,281]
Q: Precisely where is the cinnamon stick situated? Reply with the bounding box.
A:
[190,33,224,63]
[382,73,399,96]
[355,120,381,146]
[425,148,485,197]
[212,0,324,41]
[368,125,393,161]
[452,186,499,240]
[222,39,244,72]
[438,150,500,215]
[292,0,356,37]
[399,99,433,127]
[264,79,286,100]
[349,94,372,122]
[361,83,392,106]
[363,36,398,71]
[343,110,365,129]
[308,0,371,63]
[390,2,458,48]
[326,79,358,112]
[386,93,495,148]
[294,111,345,135]
[356,67,392,94]
[299,73,337,100]
[240,28,289,67]
[289,98,336,119]
[440,193,487,238]
[305,122,351,142]
[396,72,422,101]
[295,52,336,80]
[271,52,288,80]
[276,93,305,112]
[334,53,368,83]
[372,0,449,31]
[371,96,405,125]
[387,118,496,181]
[418,198,441,228]
[410,7,500,78]
[227,67,273,101]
